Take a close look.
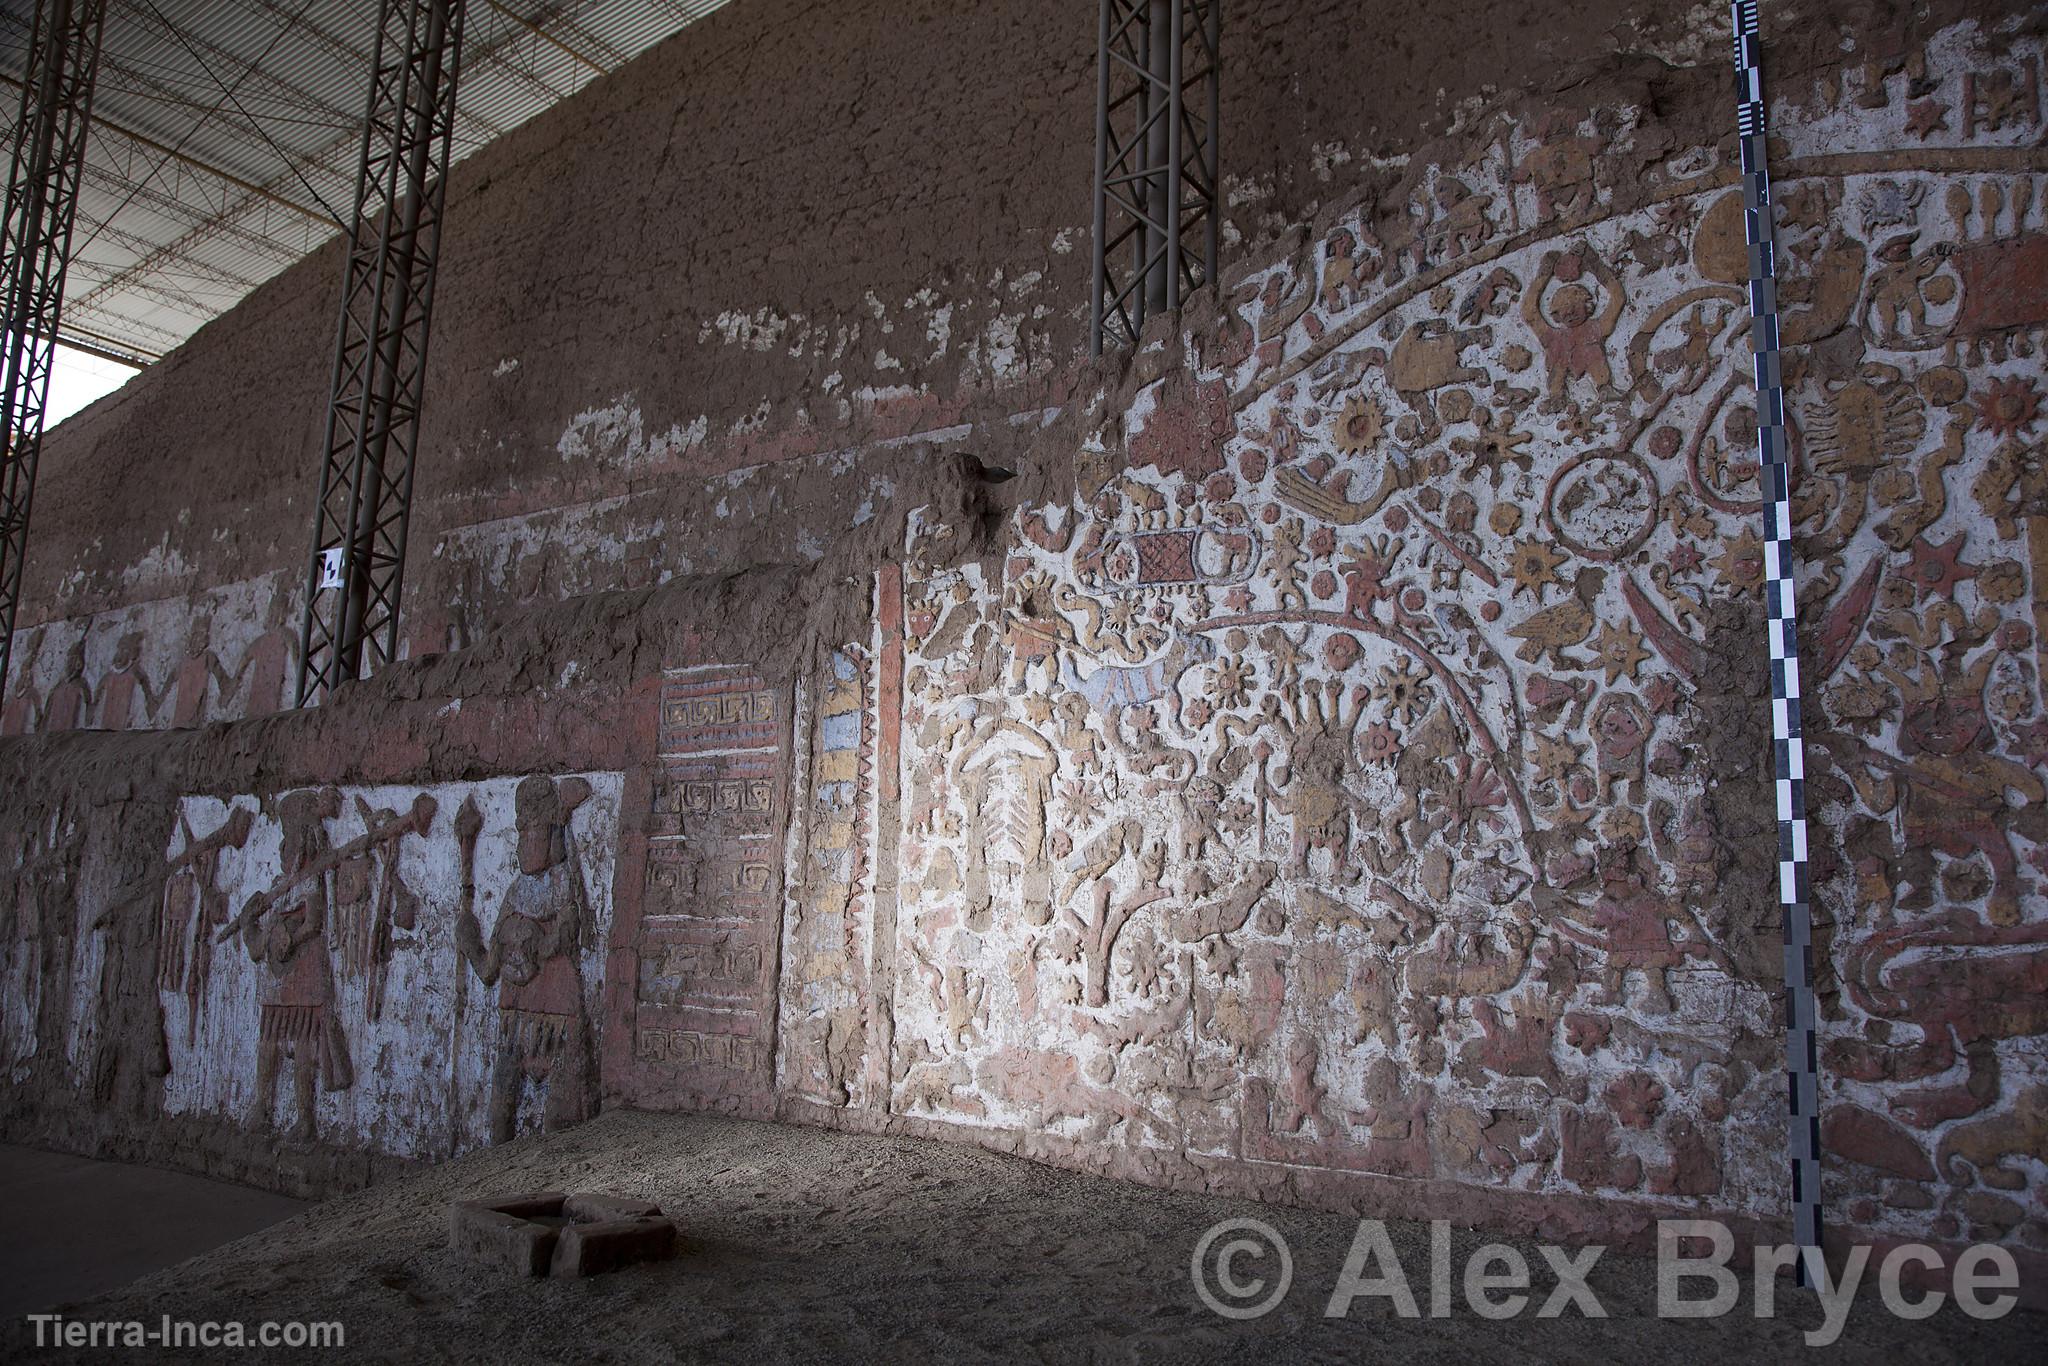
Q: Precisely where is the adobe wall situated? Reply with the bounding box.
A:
[0,0,2044,1301]
[5,0,1831,729]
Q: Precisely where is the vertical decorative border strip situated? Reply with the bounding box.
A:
[1731,0,1822,1273]
[867,563,905,1110]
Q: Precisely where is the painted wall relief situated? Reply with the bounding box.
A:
[612,666,789,1110]
[1,9,2039,1268]
[806,19,2048,1252]
[777,647,876,1107]
[157,774,620,1158]
[2,571,302,736]
[0,803,82,1084]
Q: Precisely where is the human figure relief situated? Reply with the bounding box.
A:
[97,631,161,730]
[455,776,599,1144]
[235,790,350,1142]
[1,803,77,1068]
[1878,654,2048,926]
[1863,233,1951,346]
[158,806,253,1047]
[1523,245,1625,399]
[1,626,46,735]
[40,637,92,732]
[170,617,231,728]
[1258,680,1371,875]
[222,589,298,719]
[330,796,422,1022]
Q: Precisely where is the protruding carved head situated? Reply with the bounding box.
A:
[514,774,563,874]
[1895,653,1996,757]
[275,787,339,874]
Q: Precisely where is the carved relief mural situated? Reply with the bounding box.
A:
[0,10,2041,1281]
[776,647,876,1106]
[755,17,2048,1258]
[0,802,81,1084]
[614,666,789,1108]
[2,571,303,736]
[158,775,621,1157]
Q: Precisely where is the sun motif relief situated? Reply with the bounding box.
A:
[1509,538,1568,598]
[1974,376,2042,442]
[1359,721,1400,765]
[1371,657,1431,726]
[1210,656,1257,710]
[1333,395,1389,455]
[1710,528,1766,595]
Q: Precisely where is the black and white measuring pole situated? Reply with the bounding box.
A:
[1731,0,1823,1276]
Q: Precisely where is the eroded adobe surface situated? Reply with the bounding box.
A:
[1,0,2044,1300]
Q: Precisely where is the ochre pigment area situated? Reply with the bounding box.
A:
[2,0,2044,1308]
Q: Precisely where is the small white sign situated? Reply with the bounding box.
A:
[318,547,346,591]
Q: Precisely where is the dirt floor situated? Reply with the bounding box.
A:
[0,1145,306,1321]
[10,1111,2039,1363]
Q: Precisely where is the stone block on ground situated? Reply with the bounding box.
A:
[450,1191,673,1279]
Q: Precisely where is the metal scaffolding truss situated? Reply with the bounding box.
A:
[1,0,106,697]
[1091,0,1218,355]
[295,0,465,704]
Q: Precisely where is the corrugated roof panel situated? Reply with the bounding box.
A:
[0,0,735,365]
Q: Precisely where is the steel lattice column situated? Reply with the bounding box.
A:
[297,0,468,704]
[0,0,106,704]
[1091,0,1219,355]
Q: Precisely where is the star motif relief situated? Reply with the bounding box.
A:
[1904,97,1949,138]
[1973,375,2043,441]
[1594,620,1653,685]
[1904,533,1977,601]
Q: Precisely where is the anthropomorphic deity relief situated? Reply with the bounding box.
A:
[455,777,599,1144]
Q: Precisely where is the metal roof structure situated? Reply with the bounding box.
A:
[0,0,732,368]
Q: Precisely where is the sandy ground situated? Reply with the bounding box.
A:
[0,1145,306,1321]
[11,1110,2039,1363]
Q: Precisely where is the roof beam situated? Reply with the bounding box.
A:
[484,0,606,77]
[55,332,149,369]
[113,0,358,128]
[117,0,352,224]
[52,308,173,363]
[1,71,334,226]
[232,0,510,146]
[70,151,315,262]
[2,0,729,366]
